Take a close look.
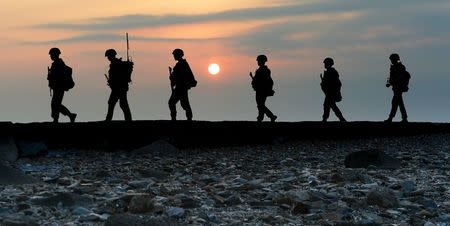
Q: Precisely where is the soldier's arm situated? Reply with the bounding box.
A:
[47,66,51,80]
[389,70,399,84]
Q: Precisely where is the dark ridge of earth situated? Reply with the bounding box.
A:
[1,121,450,150]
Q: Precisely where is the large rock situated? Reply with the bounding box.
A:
[366,187,399,208]
[167,207,185,218]
[344,150,401,169]
[128,195,154,213]
[291,202,310,215]
[0,136,18,162]
[131,140,178,155]
[0,162,39,185]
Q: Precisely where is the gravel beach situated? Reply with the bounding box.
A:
[1,134,449,226]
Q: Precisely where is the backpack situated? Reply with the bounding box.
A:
[266,77,275,96]
[63,65,75,91]
[186,65,197,89]
[121,60,134,83]
[400,70,411,92]
[188,78,197,89]
[335,77,342,102]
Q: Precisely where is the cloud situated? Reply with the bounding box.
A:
[224,0,450,56]
[24,0,450,55]
[21,33,224,45]
[33,0,447,31]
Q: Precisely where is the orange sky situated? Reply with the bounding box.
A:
[1,1,450,122]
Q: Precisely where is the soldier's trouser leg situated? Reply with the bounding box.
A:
[119,92,132,121]
[330,101,344,120]
[106,91,119,121]
[179,90,192,120]
[51,90,71,121]
[322,97,332,121]
[256,93,274,121]
[397,92,407,120]
[168,91,180,120]
[389,91,407,119]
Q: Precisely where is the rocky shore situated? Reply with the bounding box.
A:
[1,134,449,226]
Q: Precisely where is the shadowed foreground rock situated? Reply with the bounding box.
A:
[0,163,39,185]
[344,150,401,169]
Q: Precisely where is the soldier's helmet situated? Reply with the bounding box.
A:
[389,53,400,61]
[49,48,61,55]
[323,57,334,66]
[105,49,117,57]
[172,48,184,57]
[256,55,268,62]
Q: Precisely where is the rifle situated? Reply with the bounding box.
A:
[48,66,52,97]
[126,33,130,62]
[249,72,257,91]
[104,74,110,86]
[125,33,134,84]
[168,66,174,91]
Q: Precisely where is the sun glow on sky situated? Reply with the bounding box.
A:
[208,63,220,75]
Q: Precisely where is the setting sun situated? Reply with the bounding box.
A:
[208,63,220,75]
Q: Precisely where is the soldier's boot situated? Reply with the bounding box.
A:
[270,115,277,123]
[122,108,132,122]
[69,113,77,123]
[257,107,264,122]
[336,114,346,122]
[124,113,132,122]
[257,113,264,122]
[186,109,193,121]
[105,104,115,122]
[384,117,393,123]
[169,102,177,121]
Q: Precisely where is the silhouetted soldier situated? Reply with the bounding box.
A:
[47,48,77,123]
[385,53,410,123]
[168,49,197,121]
[320,58,346,122]
[104,49,132,122]
[250,55,277,122]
